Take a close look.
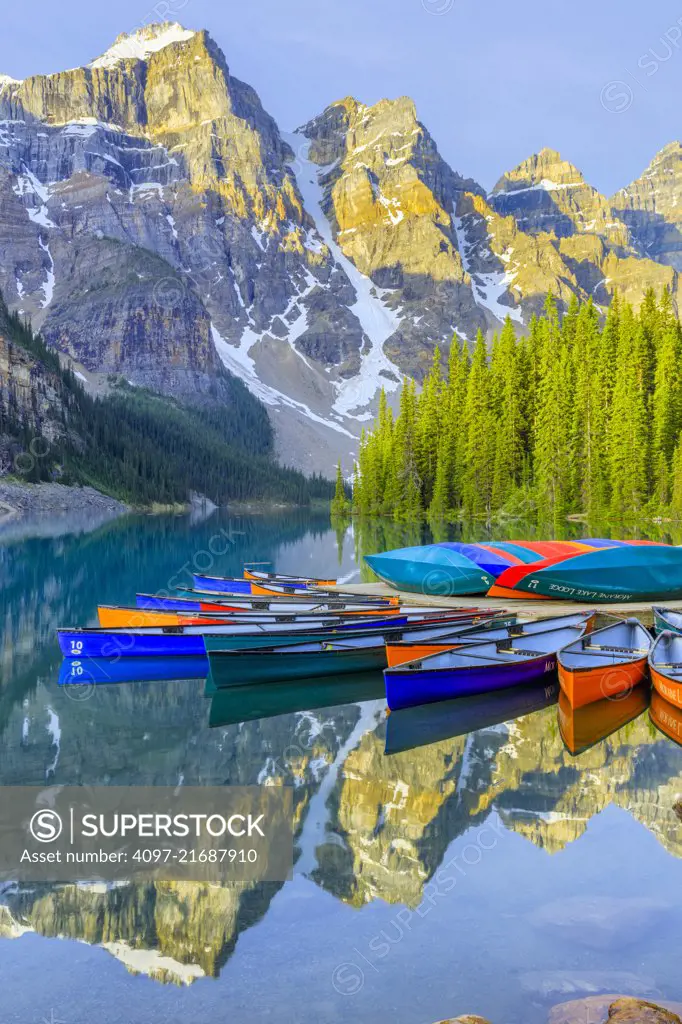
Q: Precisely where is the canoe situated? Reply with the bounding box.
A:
[558,685,649,756]
[385,679,560,755]
[384,619,592,711]
[103,604,405,628]
[652,607,682,636]
[385,612,595,668]
[190,582,401,605]
[97,607,237,629]
[98,606,413,629]
[59,656,208,686]
[192,574,253,595]
[137,592,399,614]
[243,568,337,588]
[208,672,384,724]
[649,631,682,710]
[58,613,411,659]
[490,545,682,602]
[58,609,468,660]
[205,614,514,688]
[557,618,652,708]
[649,690,682,747]
[364,544,497,596]
[201,609,490,661]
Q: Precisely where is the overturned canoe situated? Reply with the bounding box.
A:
[649,631,682,710]
[365,544,497,596]
[385,679,559,755]
[558,685,650,755]
[384,618,592,710]
[557,618,652,708]
[385,612,594,668]
[490,544,680,603]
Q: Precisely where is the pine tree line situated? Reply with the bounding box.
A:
[353,292,682,523]
[0,300,334,506]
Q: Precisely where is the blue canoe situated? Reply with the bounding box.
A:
[365,544,497,596]
[384,619,591,710]
[192,574,253,594]
[57,614,412,658]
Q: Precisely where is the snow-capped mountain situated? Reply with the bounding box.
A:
[0,24,680,474]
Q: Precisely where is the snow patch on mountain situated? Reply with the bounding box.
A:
[454,214,523,324]
[211,324,355,438]
[284,133,402,416]
[90,23,196,69]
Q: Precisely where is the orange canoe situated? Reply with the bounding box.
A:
[558,685,650,755]
[649,632,682,710]
[557,618,652,709]
[97,607,233,629]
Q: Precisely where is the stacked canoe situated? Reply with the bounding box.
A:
[365,539,682,603]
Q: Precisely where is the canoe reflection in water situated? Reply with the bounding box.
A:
[558,685,650,756]
[208,672,385,727]
[58,656,209,687]
[384,679,560,756]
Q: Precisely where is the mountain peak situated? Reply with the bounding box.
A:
[492,149,586,195]
[0,74,21,88]
[89,23,196,69]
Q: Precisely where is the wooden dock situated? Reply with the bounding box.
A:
[331,581,682,625]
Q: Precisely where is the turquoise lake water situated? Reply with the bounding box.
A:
[1,508,682,1024]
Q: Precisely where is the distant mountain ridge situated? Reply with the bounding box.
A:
[1,23,681,473]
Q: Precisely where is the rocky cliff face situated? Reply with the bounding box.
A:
[3,26,682,473]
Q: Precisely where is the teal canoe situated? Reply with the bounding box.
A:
[364,545,495,596]
[500,545,682,603]
[208,672,385,722]
[653,607,682,636]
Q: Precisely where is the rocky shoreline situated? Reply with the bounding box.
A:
[436,999,682,1024]
[0,480,128,520]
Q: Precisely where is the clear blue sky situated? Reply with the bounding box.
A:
[3,0,682,195]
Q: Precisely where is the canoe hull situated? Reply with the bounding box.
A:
[651,667,682,710]
[385,653,559,711]
[58,615,407,659]
[208,646,388,688]
[558,658,649,709]
[192,574,253,594]
[364,546,494,596]
[506,546,682,603]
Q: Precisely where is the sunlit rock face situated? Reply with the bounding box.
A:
[2,27,682,473]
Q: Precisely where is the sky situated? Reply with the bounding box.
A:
[2,0,682,195]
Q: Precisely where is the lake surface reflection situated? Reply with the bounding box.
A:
[1,509,682,1024]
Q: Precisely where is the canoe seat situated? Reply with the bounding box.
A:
[583,644,648,654]
[496,646,542,657]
